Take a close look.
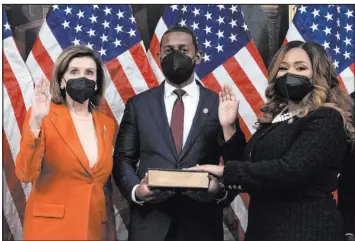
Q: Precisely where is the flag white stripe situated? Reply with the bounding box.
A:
[3,87,22,160]
[212,66,258,133]
[117,51,150,95]
[223,223,235,240]
[339,66,355,93]
[26,52,46,85]
[155,18,168,41]
[3,170,23,241]
[147,50,165,84]
[3,53,34,200]
[38,20,62,62]
[3,38,34,110]
[3,85,31,202]
[140,41,147,53]
[285,22,305,42]
[230,195,249,232]
[104,72,126,124]
[113,204,129,241]
[234,48,268,102]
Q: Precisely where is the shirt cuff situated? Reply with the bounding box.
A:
[131,184,145,205]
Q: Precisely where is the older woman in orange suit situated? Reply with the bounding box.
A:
[15,46,116,240]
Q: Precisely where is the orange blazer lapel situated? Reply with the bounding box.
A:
[49,103,93,177]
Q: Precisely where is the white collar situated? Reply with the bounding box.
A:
[164,80,199,98]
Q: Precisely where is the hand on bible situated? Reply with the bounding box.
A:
[218,84,239,127]
[183,174,221,202]
[187,164,225,177]
[135,173,175,204]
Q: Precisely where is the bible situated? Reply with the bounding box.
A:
[147,168,209,189]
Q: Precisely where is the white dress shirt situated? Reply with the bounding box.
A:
[132,81,200,204]
[164,80,200,147]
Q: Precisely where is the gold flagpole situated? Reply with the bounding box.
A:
[289,5,298,22]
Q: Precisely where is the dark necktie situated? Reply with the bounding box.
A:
[171,89,186,154]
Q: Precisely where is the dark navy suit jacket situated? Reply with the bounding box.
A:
[113,81,246,241]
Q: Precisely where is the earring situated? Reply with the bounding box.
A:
[60,85,65,89]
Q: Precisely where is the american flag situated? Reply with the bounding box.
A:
[4,4,159,240]
[147,5,268,240]
[26,4,159,141]
[285,4,354,93]
[2,10,34,240]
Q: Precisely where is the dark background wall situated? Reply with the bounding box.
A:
[4,4,290,68]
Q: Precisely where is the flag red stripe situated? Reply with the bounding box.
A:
[3,131,26,225]
[239,193,250,209]
[238,221,246,241]
[105,58,136,104]
[239,116,252,141]
[31,38,54,81]
[223,57,263,116]
[201,73,222,93]
[246,41,268,78]
[129,43,159,89]
[349,62,354,75]
[149,34,162,72]
[3,54,27,134]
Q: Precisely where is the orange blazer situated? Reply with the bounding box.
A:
[15,102,115,240]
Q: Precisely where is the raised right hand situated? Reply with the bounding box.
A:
[29,77,52,129]
[135,173,175,204]
[218,84,239,127]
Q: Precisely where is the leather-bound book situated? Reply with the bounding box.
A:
[147,168,209,189]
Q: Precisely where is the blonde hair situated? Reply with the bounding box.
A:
[258,41,354,143]
[50,45,106,110]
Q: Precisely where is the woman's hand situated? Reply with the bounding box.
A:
[186,164,225,177]
[218,84,239,127]
[29,77,51,129]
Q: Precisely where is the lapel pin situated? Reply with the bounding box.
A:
[287,118,294,124]
[103,125,107,141]
[203,108,208,114]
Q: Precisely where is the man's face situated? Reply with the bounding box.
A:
[159,31,198,62]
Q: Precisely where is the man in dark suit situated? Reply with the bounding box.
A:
[112,26,246,241]
[338,91,355,241]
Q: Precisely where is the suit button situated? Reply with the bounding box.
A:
[237,185,243,191]
[87,177,94,184]
[228,185,233,190]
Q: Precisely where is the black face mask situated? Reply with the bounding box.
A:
[64,77,96,104]
[275,73,314,102]
[160,49,195,85]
